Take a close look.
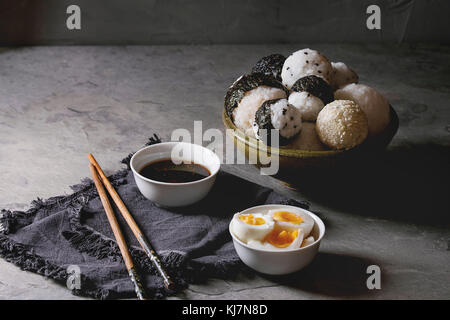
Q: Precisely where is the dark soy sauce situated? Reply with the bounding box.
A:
[139,159,210,183]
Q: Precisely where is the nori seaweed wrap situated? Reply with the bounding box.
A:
[251,54,286,81]
[291,75,334,105]
[224,73,288,120]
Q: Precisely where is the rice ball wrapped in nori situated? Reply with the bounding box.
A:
[281,48,333,88]
[316,100,368,150]
[334,83,390,136]
[224,74,288,136]
[331,62,359,90]
[251,54,286,81]
[291,75,334,105]
[253,98,302,146]
[288,75,334,122]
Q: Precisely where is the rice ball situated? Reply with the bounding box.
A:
[225,74,288,137]
[251,54,286,81]
[288,75,334,121]
[316,100,368,150]
[288,92,324,122]
[233,86,286,136]
[281,48,333,88]
[334,83,390,136]
[331,62,358,90]
[291,75,334,105]
[287,122,327,151]
[253,98,302,146]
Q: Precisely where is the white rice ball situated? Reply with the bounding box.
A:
[281,48,333,88]
[287,122,327,151]
[316,100,369,150]
[331,62,358,90]
[270,99,302,139]
[232,85,286,136]
[288,91,325,122]
[334,83,390,136]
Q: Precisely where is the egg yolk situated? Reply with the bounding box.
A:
[272,211,303,225]
[265,229,299,248]
[239,214,265,225]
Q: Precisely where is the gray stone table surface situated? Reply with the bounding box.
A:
[0,45,449,300]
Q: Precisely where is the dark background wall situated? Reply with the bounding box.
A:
[0,0,449,45]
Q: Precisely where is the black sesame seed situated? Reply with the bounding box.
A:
[290,116,294,120]
[306,60,309,63]
[294,125,297,128]
[318,70,322,73]
[304,52,308,55]
[315,63,319,66]
[282,108,287,115]
[287,67,290,70]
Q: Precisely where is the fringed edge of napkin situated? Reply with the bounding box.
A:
[0,233,121,300]
[0,168,137,299]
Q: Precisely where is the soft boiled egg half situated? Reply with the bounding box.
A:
[269,209,314,236]
[248,227,305,250]
[231,208,315,251]
[231,212,275,242]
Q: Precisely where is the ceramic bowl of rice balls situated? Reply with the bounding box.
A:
[222,49,399,182]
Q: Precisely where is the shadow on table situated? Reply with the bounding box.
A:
[284,143,450,226]
[260,251,381,298]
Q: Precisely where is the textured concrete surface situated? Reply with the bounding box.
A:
[0,45,449,299]
[1,0,450,45]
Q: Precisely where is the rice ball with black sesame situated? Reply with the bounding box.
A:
[331,62,359,90]
[316,100,368,150]
[253,98,302,146]
[251,54,286,81]
[334,83,390,136]
[281,48,333,88]
[288,75,334,121]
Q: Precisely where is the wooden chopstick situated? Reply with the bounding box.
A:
[89,163,147,300]
[88,154,175,290]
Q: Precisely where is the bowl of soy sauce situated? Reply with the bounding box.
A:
[130,142,220,207]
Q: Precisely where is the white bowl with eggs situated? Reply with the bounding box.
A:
[229,204,325,275]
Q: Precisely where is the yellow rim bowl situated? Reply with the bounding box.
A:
[222,106,399,166]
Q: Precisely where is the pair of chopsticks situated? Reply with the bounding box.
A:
[88,154,174,300]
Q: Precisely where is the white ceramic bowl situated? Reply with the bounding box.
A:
[130,142,220,207]
[229,204,325,275]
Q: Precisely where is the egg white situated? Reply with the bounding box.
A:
[301,236,315,248]
[231,212,274,243]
